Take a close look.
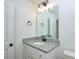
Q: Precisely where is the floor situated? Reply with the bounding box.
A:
[63,56,75,59]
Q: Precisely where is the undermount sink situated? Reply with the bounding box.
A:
[33,42,45,45]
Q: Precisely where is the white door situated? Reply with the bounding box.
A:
[4,2,14,59]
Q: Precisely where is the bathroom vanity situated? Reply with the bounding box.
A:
[23,37,61,59]
[23,0,61,59]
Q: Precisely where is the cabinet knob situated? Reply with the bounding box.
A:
[39,55,42,58]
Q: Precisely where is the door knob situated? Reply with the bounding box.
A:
[9,43,13,47]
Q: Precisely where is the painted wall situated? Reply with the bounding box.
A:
[5,0,36,59]
[14,0,36,59]
[59,0,75,50]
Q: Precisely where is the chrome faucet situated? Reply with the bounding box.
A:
[41,35,52,42]
[46,35,52,39]
[41,35,47,42]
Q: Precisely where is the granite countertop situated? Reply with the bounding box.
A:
[23,37,59,53]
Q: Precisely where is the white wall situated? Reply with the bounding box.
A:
[5,0,36,59]
[14,0,36,59]
[59,0,75,50]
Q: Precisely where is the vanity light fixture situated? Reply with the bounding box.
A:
[38,0,49,8]
[42,0,49,7]
[38,0,56,13]
[38,0,49,13]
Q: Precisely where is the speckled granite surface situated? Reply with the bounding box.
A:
[23,37,60,53]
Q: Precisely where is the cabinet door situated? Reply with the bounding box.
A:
[46,47,60,59]
[23,44,31,59]
[29,45,46,59]
[23,44,46,59]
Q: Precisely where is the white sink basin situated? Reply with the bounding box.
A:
[33,42,45,45]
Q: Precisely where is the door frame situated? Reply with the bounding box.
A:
[4,1,14,59]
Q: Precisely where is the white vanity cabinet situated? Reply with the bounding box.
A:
[23,44,61,59]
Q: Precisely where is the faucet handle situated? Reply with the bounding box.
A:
[46,34,52,37]
[41,35,45,39]
[46,35,52,40]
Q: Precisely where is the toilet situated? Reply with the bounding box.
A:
[63,50,75,59]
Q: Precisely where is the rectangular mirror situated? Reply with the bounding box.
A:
[36,2,59,39]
